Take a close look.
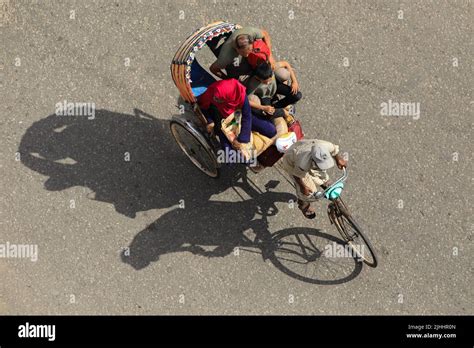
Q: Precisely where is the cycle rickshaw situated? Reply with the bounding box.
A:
[169,21,378,267]
[169,21,304,178]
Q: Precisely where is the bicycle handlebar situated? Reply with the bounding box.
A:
[325,167,348,194]
[310,167,348,200]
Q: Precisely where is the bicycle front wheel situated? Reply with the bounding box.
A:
[329,199,378,267]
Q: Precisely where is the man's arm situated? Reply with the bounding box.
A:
[197,105,215,133]
[210,41,235,79]
[248,94,271,112]
[277,60,299,93]
[261,29,275,69]
[261,29,272,51]
[235,96,252,144]
[248,99,262,110]
[318,140,347,169]
[334,153,347,169]
[210,61,227,79]
[249,100,275,115]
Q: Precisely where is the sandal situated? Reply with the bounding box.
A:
[298,201,316,219]
[249,162,265,174]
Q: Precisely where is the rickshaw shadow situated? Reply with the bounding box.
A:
[122,175,362,285]
[18,108,362,284]
[18,108,235,218]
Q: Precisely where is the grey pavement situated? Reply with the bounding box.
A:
[0,0,472,314]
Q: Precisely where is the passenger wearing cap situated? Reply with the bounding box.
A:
[281,139,347,219]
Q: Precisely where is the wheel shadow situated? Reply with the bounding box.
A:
[263,228,363,285]
[121,175,362,284]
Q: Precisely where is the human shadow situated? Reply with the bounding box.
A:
[19,108,362,284]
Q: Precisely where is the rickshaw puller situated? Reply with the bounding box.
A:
[281,139,347,219]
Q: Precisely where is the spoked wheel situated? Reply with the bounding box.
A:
[328,199,378,267]
[170,120,219,178]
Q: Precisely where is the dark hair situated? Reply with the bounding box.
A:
[235,34,253,49]
[255,61,273,80]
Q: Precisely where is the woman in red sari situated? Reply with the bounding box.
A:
[198,78,276,151]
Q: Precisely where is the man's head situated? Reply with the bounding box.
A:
[254,62,273,84]
[311,145,335,170]
[235,34,254,57]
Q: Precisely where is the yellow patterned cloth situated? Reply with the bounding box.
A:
[220,111,285,160]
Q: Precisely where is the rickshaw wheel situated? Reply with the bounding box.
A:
[170,119,220,178]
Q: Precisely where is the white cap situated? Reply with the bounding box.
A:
[275,132,297,153]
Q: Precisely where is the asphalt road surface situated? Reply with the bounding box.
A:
[0,0,472,315]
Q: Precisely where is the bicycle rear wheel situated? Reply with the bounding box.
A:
[329,199,378,267]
